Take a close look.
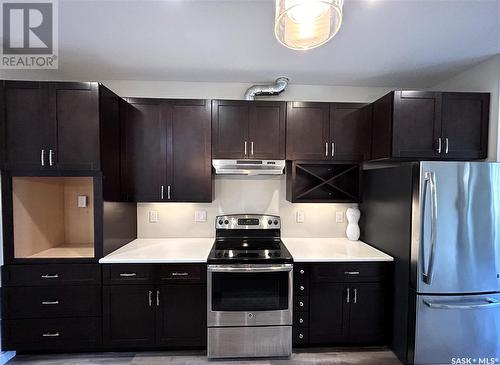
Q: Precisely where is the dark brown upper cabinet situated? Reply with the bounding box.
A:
[123,98,212,203]
[0,81,111,171]
[286,102,371,161]
[371,90,489,161]
[212,100,285,159]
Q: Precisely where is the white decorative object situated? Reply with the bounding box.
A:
[345,207,360,241]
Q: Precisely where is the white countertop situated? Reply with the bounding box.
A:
[98,238,214,264]
[282,237,393,262]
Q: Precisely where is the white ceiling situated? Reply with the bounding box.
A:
[2,0,500,88]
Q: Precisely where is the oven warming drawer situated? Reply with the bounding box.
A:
[208,326,292,359]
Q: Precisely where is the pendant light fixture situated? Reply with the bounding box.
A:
[274,0,344,50]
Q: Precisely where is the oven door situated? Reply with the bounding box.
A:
[207,264,293,327]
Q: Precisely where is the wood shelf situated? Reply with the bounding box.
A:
[286,161,360,203]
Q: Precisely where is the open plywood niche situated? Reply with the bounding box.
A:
[12,176,95,259]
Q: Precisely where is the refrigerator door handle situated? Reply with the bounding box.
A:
[423,297,500,310]
[422,171,438,285]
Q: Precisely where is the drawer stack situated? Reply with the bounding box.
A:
[1,264,102,351]
[293,263,310,346]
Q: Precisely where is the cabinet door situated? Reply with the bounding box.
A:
[168,100,212,202]
[392,91,442,158]
[286,102,330,160]
[2,81,49,170]
[123,98,167,201]
[330,103,372,161]
[348,283,387,343]
[157,284,207,347]
[50,82,100,170]
[103,285,156,348]
[212,100,248,158]
[309,282,347,344]
[441,92,489,160]
[248,102,285,159]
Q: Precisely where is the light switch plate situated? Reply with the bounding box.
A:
[194,210,207,222]
[335,211,344,223]
[149,210,159,223]
[77,195,87,208]
[296,211,305,223]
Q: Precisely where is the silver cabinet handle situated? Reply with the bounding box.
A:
[424,297,500,310]
[344,271,360,275]
[251,141,254,156]
[167,185,171,200]
[445,137,449,154]
[354,288,357,304]
[42,332,60,337]
[298,333,304,339]
[325,142,328,156]
[41,301,59,305]
[41,274,59,279]
[41,149,45,166]
[299,318,304,324]
[436,138,442,154]
[299,301,304,307]
[161,185,164,200]
[49,149,54,166]
[346,288,350,303]
[244,141,247,156]
[331,142,335,157]
[300,269,305,275]
[119,273,137,277]
[299,285,305,291]
[422,171,438,285]
[156,290,160,306]
[148,290,152,307]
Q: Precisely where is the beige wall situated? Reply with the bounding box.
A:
[431,54,500,161]
[138,175,356,239]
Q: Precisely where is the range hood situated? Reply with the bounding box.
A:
[213,159,285,175]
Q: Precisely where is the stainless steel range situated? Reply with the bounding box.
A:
[207,214,293,359]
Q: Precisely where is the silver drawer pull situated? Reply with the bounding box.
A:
[344,271,360,275]
[41,274,59,279]
[41,301,59,305]
[298,333,304,339]
[299,269,305,275]
[299,318,304,324]
[299,301,304,307]
[300,285,305,291]
[171,272,189,276]
[42,332,60,337]
[119,273,137,277]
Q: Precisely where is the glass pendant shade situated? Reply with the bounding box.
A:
[274,0,344,50]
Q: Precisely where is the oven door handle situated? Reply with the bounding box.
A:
[207,264,293,273]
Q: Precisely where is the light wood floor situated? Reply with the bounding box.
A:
[6,348,402,365]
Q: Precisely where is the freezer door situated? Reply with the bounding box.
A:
[416,161,500,294]
[414,293,500,365]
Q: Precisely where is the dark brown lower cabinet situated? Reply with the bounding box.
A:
[103,285,157,348]
[295,262,389,347]
[102,264,207,350]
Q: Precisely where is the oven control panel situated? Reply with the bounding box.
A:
[216,214,281,229]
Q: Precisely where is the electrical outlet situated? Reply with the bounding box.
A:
[194,210,207,222]
[149,210,159,223]
[77,195,87,208]
[296,211,305,223]
[335,211,344,223]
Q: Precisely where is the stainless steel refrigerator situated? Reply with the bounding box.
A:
[361,161,500,365]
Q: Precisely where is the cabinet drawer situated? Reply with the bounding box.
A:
[311,263,387,283]
[2,286,101,319]
[294,295,309,311]
[2,264,101,286]
[103,264,154,284]
[293,326,309,345]
[2,317,101,351]
[158,264,206,283]
[294,312,309,327]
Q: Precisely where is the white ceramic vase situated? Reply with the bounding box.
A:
[346,207,360,241]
